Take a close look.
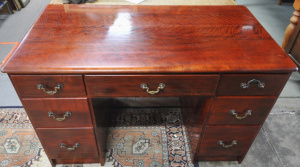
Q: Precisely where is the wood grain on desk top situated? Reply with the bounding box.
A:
[1,5,297,74]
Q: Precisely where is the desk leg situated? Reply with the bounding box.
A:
[89,98,112,166]
[180,97,214,163]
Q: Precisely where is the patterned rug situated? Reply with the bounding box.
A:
[0,108,51,167]
[0,108,194,167]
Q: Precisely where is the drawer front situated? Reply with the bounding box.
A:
[85,75,220,97]
[10,75,86,97]
[36,128,98,159]
[217,74,290,96]
[208,97,277,125]
[54,158,99,164]
[22,98,93,128]
[198,126,260,156]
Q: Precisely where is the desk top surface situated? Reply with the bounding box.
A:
[1,5,297,74]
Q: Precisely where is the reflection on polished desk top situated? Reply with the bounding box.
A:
[0,5,298,166]
[1,5,297,74]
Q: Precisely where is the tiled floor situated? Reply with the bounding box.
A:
[0,0,52,107]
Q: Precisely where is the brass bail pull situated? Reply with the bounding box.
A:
[218,140,237,148]
[240,79,265,89]
[48,111,71,121]
[140,83,165,95]
[60,143,80,151]
[37,83,63,95]
[230,109,252,120]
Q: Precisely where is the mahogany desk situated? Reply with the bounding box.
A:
[1,4,297,166]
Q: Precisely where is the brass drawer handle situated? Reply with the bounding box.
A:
[48,111,71,121]
[37,83,63,95]
[230,109,252,120]
[240,79,265,89]
[140,83,165,95]
[219,140,237,148]
[60,143,80,151]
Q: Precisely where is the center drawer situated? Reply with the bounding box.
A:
[85,75,220,97]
